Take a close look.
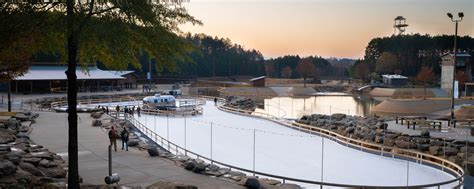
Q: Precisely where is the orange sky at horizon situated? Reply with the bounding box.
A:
[180,0,474,59]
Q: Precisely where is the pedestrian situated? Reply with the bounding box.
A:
[102,106,106,113]
[106,106,109,114]
[108,126,118,151]
[120,127,129,151]
[115,105,120,117]
[124,106,129,114]
[214,98,218,106]
[137,106,141,117]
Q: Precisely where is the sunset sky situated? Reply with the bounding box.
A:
[180,0,474,59]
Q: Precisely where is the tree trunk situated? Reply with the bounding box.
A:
[7,80,11,112]
[66,0,80,188]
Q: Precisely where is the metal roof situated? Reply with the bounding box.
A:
[14,65,125,81]
[440,53,471,57]
[107,70,135,76]
[250,76,266,82]
[381,74,408,79]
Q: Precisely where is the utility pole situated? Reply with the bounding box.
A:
[447,12,464,127]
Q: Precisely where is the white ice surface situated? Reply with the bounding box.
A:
[131,101,455,188]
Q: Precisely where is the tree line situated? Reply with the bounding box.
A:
[351,34,474,82]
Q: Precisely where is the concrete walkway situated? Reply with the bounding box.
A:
[387,120,474,142]
[29,111,244,188]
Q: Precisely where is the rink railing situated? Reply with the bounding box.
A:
[215,102,465,189]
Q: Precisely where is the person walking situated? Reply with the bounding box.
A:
[120,127,129,151]
[115,105,120,117]
[108,126,118,151]
[137,106,141,117]
[214,98,218,106]
[106,106,109,114]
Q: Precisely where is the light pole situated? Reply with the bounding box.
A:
[447,12,464,127]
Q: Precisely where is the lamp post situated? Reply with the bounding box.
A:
[447,12,464,127]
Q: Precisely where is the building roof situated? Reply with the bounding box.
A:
[14,65,125,81]
[250,76,266,82]
[381,74,408,79]
[440,52,472,58]
[107,70,135,76]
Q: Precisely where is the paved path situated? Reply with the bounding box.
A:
[387,120,474,142]
[29,111,244,188]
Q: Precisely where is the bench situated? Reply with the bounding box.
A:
[406,119,442,131]
[396,116,427,125]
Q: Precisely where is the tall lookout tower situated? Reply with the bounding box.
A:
[393,16,408,35]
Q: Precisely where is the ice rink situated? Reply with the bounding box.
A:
[131,101,455,188]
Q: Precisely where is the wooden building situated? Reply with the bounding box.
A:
[250,76,266,87]
[107,70,138,89]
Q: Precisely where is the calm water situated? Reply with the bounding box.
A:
[254,95,378,119]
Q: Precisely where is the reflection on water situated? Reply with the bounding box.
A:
[254,95,378,119]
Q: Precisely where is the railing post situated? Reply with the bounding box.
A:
[210,122,213,165]
[320,136,324,188]
[253,129,256,176]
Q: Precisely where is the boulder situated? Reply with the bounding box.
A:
[91,120,102,127]
[147,147,160,157]
[395,140,416,149]
[90,112,103,119]
[430,140,444,146]
[22,157,41,165]
[243,177,260,189]
[316,119,325,126]
[374,135,384,143]
[344,127,354,134]
[397,135,411,142]
[330,113,346,121]
[18,125,30,132]
[429,146,442,156]
[183,160,195,171]
[192,162,208,173]
[385,133,399,139]
[460,146,474,153]
[0,131,15,144]
[19,162,43,176]
[29,152,55,161]
[0,160,17,176]
[0,145,11,152]
[413,137,430,144]
[384,138,396,147]
[16,132,29,139]
[420,130,430,137]
[417,144,430,151]
[127,139,140,147]
[444,147,459,156]
[6,152,21,164]
[39,159,58,168]
[38,167,67,178]
[363,133,376,141]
